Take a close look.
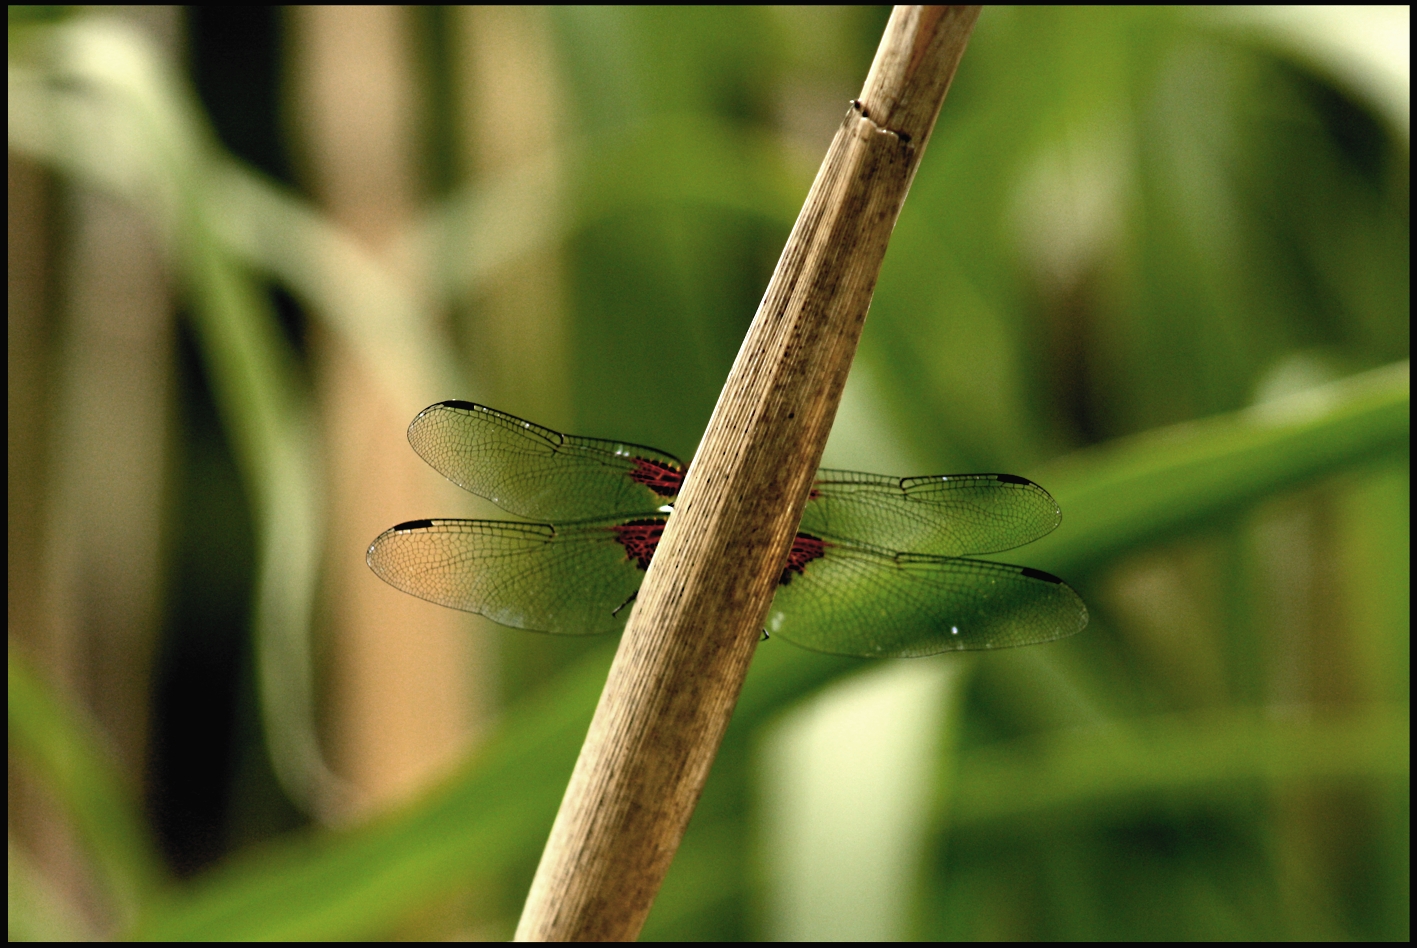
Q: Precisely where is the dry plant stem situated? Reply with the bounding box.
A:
[515,6,981,941]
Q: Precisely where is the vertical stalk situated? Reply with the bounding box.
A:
[515,7,982,940]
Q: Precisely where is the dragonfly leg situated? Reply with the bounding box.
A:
[612,591,638,619]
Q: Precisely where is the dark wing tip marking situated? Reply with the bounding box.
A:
[995,473,1034,486]
[390,518,436,532]
[408,400,481,428]
[1020,566,1064,584]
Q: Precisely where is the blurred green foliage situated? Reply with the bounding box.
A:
[8,6,1408,941]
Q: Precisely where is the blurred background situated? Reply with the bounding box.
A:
[8,5,1408,940]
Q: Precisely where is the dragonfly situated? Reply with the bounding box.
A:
[367,401,1087,658]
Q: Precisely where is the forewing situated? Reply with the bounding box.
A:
[367,518,652,634]
[799,471,1061,556]
[407,401,685,520]
[767,541,1087,657]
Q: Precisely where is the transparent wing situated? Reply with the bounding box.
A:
[799,471,1061,556]
[767,540,1087,658]
[367,517,660,634]
[407,401,686,521]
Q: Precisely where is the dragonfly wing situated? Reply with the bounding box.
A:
[767,541,1087,657]
[799,471,1062,556]
[407,401,686,520]
[367,518,657,634]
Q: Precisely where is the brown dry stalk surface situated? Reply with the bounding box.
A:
[515,6,982,941]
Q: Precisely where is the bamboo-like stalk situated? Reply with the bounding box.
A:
[515,7,982,940]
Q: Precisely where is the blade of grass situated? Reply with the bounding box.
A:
[1024,359,1410,578]
[132,359,1407,939]
[947,704,1410,828]
[9,15,344,815]
[7,646,166,929]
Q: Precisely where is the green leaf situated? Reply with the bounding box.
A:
[949,705,1410,827]
[8,646,166,929]
[1027,360,1410,577]
[132,360,1408,939]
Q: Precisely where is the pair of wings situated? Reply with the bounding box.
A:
[367,401,1087,657]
